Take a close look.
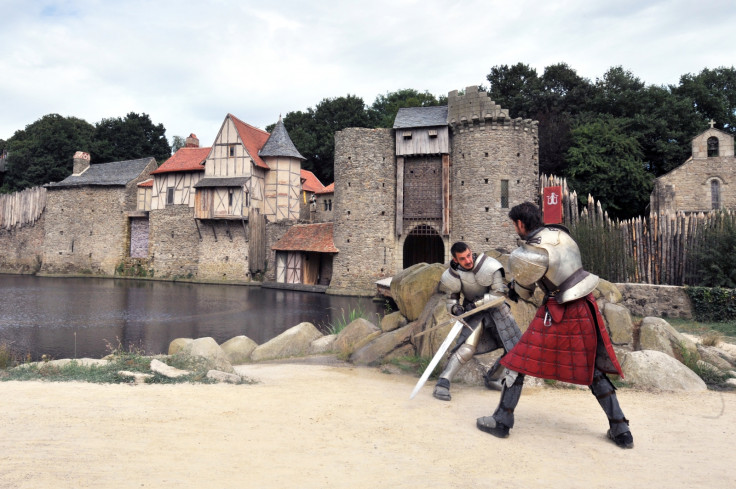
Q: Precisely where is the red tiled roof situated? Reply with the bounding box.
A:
[137,178,153,187]
[300,169,325,193]
[272,222,338,253]
[229,113,271,170]
[317,182,334,194]
[151,147,210,174]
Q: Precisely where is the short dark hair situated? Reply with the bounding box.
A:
[450,241,470,258]
[508,202,543,232]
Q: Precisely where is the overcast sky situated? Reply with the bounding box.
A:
[2,0,734,149]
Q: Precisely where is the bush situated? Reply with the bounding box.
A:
[684,286,736,322]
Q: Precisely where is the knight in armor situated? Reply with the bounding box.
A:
[476,202,634,449]
[433,242,522,401]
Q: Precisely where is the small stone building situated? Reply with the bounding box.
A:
[650,122,736,214]
[329,86,539,293]
[42,152,157,274]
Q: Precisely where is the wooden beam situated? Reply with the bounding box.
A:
[396,156,404,236]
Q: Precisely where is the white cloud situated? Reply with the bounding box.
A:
[1,0,734,147]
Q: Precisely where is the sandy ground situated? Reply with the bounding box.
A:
[1,361,735,489]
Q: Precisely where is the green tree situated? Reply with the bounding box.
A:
[274,95,373,183]
[170,135,186,153]
[486,63,542,119]
[369,89,445,128]
[565,116,652,220]
[675,67,736,132]
[91,112,171,164]
[1,114,95,192]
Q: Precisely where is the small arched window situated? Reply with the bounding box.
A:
[707,136,719,157]
[711,179,721,210]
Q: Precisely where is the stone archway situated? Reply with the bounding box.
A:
[402,224,444,268]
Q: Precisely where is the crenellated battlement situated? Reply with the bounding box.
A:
[447,85,537,133]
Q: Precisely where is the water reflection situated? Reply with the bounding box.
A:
[0,275,384,360]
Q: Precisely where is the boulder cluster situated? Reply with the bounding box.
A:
[150,259,736,391]
[20,259,736,390]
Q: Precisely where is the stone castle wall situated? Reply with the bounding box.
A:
[197,220,250,280]
[0,213,46,274]
[331,128,397,293]
[148,205,200,278]
[41,187,129,275]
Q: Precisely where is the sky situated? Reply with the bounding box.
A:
[2,0,735,150]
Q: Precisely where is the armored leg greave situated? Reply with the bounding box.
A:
[491,370,525,428]
[589,368,630,437]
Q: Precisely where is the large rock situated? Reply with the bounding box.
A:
[168,338,193,355]
[380,311,408,332]
[390,262,446,321]
[603,302,635,345]
[595,279,622,304]
[250,322,323,362]
[309,334,336,355]
[178,337,235,373]
[220,335,258,365]
[639,317,699,363]
[351,323,413,366]
[619,350,707,391]
[416,296,454,359]
[696,344,734,371]
[333,318,381,358]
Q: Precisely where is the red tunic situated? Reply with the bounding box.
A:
[500,293,623,385]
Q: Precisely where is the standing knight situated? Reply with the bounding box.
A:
[433,242,522,401]
[476,201,634,449]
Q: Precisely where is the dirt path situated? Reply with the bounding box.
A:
[1,362,734,489]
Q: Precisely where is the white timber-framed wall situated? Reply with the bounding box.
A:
[151,172,203,209]
[264,156,301,221]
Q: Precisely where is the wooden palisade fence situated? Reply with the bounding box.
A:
[539,174,734,286]
[0,186,46,230]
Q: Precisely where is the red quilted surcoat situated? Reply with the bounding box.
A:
[500,293,623,385]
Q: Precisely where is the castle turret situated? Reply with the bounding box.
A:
[260,116,305,221]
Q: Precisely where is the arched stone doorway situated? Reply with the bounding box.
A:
[403,224,445,268]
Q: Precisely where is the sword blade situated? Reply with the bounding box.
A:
[409,320,464,400]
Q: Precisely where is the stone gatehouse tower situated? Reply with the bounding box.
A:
[330,86,539,293]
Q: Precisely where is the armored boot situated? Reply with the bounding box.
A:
[433,354,463,401]
[590,369,634,449]
[477,370,524,438]
[483,358,506,391]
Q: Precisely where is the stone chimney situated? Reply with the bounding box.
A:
[185,133,199,148]
[72,151,91,175]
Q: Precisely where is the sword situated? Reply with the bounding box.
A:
[408,294,505,400]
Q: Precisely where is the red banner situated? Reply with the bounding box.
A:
[543,186,563,224]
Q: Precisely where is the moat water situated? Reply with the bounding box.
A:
[0,275,384,360]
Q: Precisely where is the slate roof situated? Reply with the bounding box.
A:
[300,169,325,193]
[272,222,338,253]
[45,157,155,188]
[393,106,448,129]
[194,177,249,188]
[229,114,271,169]
[260,116,305,160]
[151,147,209,174]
